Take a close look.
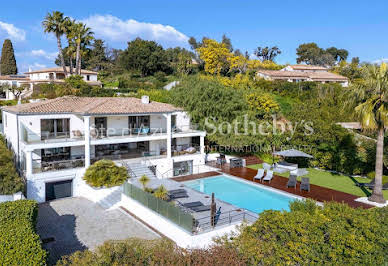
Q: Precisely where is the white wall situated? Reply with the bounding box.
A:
[150,114,166,132]
[2,112,18,155]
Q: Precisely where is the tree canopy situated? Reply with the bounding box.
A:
[296,42,348,66]
[0,39,17,75]
[118,38,170,77]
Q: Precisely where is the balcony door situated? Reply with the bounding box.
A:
[128,116,150,131]
[41,119,70,140]
[95,117,107,137]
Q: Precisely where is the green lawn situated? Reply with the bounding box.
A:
[248,164,388,200]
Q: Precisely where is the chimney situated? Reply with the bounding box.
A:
[141,95,150,104]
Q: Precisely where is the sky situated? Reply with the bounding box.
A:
[0,0,387,73]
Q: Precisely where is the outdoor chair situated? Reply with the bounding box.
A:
[300,177,310,192]
[262,170,274,183]
[290,168,309,177]
[383,182,388,190]
[253,169,265,181]
[287,174,297,189]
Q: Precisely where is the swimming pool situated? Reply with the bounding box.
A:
[184,175,300,213]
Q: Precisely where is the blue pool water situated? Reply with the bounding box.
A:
[184,175,297,213]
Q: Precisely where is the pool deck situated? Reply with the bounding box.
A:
[173,162,373,209]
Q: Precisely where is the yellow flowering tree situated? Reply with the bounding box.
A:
[246,92,280,117]
[196,39,232,75]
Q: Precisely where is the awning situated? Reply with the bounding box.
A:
[273,149,313,158]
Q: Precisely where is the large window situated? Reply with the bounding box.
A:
[41,147,71,162]
[128,116,150,130]
[41,119,70,140]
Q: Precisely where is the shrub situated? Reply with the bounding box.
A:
[83,160,129,188]
[223,200,388,265]
[0,136,24,194]
[57,238,247,265]
[0,200,46,265]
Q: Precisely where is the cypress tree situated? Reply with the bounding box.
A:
[0,39,18,75]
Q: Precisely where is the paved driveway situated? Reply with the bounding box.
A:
[36,197,159,264]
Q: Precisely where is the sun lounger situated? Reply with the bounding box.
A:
[168,189,187,194]
[169,192,189,199]
[300,177,310,192]
[287,174,297,189]
[357,178,375,188]
[191,205,211,212]
[262,170,274,183]
[182,201,203,208]
[262,163,272,170]
[253,169,265,181]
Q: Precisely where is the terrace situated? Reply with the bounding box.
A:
[124,174,258,234]
[204,160,377,209]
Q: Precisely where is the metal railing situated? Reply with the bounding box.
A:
[123,182,194,232]
[25,131,80,144]
[161,164,215,179]
[33,158,85,173]
[171,144,201,157]
[173,124,201,133]
[194,209,258,233]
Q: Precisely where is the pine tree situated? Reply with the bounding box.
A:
[0,39,18,75]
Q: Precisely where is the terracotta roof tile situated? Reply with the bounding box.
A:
[2,96,181,115]
[25,67,98,75]
[289,65,328,70]
[257,70,348,81]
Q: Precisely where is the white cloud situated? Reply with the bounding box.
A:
[16,49,58,60]
[0,21,26,41]
[82,14,188,45]
[30,49,58,60]
[372,58,388,64]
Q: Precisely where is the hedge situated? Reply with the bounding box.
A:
[0,135,24,194]
[57,238,247,265]
[83,160,129,188]
[0,200,46,265]
[223,200,388,265]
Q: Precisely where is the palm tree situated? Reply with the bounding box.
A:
[352,63,388,203]
[154,185,168,200]
[139,175,150,191]
[72,22,94,75]
[42,11,69,76]
[64,19,77,75]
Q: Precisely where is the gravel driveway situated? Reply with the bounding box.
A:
[36,197,159,264]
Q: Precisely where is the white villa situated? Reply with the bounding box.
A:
[0,67,101,100]
[1,96,206,202]
[256,64,349,87]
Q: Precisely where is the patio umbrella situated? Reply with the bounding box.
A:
[273,149,313,158]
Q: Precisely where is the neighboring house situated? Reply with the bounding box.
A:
[23,67,101,88]
[0,67,101,100]
[256,64,348,87]
[0,75,31,100]
[1,96,206,202]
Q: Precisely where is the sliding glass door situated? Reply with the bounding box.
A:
[41,119,70,140]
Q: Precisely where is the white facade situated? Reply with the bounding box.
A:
[0,76,30,100]
[2,107,206,202]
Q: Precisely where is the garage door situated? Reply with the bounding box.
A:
[45,180,73,201]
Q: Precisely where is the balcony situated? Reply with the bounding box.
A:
[171,144,201,157]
